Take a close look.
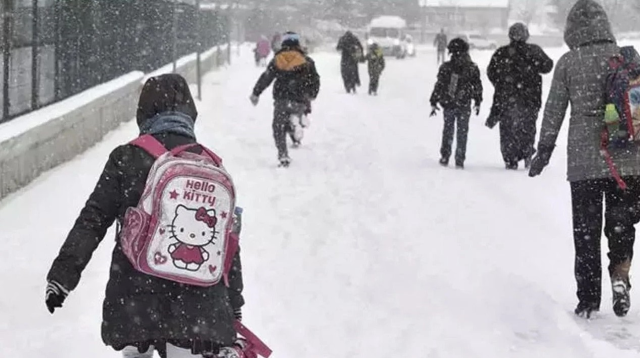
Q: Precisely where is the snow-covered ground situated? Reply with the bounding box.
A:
[3,44,640,357]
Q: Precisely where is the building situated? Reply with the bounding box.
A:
[420,0,510,33]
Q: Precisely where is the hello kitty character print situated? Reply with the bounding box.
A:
[120,135,239,287]
[168,205,219,271]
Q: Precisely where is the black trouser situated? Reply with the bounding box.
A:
[437,49,445,65]
[570,177,640,309]
[273,100,306,159]
[499,105,538,165]
[369,72,380,94]
[440,107,470,163]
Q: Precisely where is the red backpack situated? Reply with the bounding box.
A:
[602,46,640,189]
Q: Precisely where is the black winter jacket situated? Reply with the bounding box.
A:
[430,55,483,110]
[47,74,244,353]
[487,41,553,114]
[252,47,320,104]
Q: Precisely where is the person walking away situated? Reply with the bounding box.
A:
[529,0,640,319]
[366,43,386,96]
[254,36,271,67]
[337,31,364,94]
[434,28,448,65]
[430,38,483,169]
[487,23,554,170]
[250,31,321,168]
[44,74,255,358]
[271,32,282,53]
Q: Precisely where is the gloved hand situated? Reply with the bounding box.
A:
[45,280,69,314]
[430,104,440,117]
[250,95,259,106]
[233,307,242,321]
[474,102,481,116]
[528,145,555,177]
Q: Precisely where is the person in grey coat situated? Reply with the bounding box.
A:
[529,0,640,319]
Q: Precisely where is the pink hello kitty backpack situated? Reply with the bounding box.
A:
[120,135,239,287]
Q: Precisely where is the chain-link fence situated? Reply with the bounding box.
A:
[0,0,229,124]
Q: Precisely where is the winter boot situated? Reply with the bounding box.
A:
[612,259,632,317]
[278,156,291,168]
[505,162,518,170]
[455,160,464,169]
[439,158,449,167]
[574,302,599,319]
[524,156,532,169]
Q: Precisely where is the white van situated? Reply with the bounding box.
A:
[367,16,408,59]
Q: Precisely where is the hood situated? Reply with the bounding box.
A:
[509,23,529,43]
[136,74,198,128]
[564,0,615,50]
[274,50,307,71]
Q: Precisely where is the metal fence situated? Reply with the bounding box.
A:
[0,0,230,124]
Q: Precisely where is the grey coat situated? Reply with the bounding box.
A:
[537,0,640,182]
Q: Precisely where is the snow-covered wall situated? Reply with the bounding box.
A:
[0,45,230,200]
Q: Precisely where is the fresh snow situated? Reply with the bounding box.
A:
[2,44,640,357]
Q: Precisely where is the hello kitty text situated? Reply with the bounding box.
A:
[182,179,217,206]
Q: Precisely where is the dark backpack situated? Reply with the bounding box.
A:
[601,46,640,189]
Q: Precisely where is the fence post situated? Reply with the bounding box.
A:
[2,0,14,121]
[172,0,178,73]
[196,0,201,101]
[225,4,231,66]
[31,0,39,110]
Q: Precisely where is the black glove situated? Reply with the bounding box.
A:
[430,104,440,117]
[474,101,481,116]
[46,280,69,314]
[528,145,555,177]
[233,307,242,321]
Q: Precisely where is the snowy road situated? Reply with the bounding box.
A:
[3,44,640,357]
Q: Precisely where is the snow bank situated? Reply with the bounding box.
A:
[0,71,143,199]
[0,45,231,200]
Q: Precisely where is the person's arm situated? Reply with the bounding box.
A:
[537,55,570,156]
[487,50,502,85]
[228,250,244,320]
[305,58,321,100]
[531,44,554,74]
[47,147,125,291]
[471,64,483,106]
[430,65,449,106]
[252,61,277,97]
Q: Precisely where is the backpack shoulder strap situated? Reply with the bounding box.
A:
[130,134,168,159]
[171,143,223,167]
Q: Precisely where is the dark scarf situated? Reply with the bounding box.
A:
[139,111,196,139]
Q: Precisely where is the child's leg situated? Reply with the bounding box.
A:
[372,74,380,93]
[454,108,471,164]
[440,109,455,160]
[122,346,155,358]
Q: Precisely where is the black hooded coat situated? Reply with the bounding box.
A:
[46,74,244,354]
[487,25,554,125]
[336,31,364,90]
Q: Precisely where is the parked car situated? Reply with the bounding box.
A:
[456,33,498,50]
[367,16,409,59]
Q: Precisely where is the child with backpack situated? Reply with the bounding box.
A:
[529,0,640,319]
[366,43,386,96]
[45,74,271,358]
[430,38,483,169]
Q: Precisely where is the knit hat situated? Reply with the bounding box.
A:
[448,38,469,55]
[281,31,301,48]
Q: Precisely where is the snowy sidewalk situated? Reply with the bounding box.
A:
[2,45,640,357]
